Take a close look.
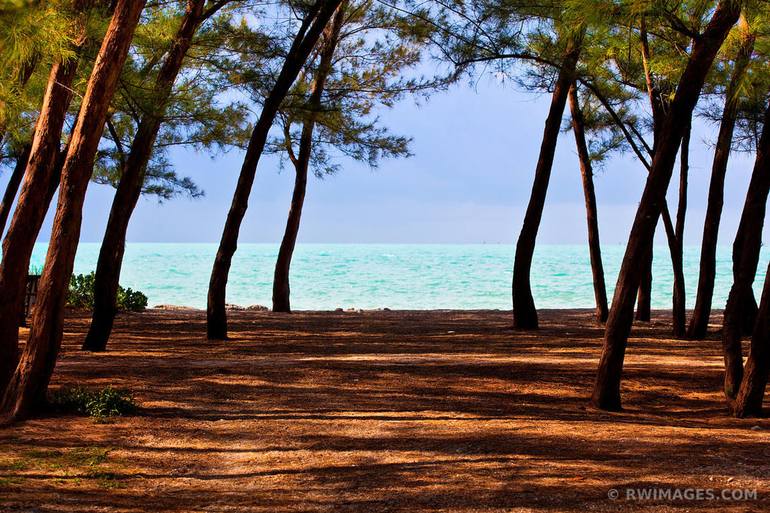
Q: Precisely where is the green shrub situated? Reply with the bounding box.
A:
[49,387,137,418]
[67,272,148,312]
[116,286,148,312]
[67,273,95,309]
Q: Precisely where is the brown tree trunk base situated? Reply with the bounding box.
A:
[512,32,584,331]
[635,247,653,322]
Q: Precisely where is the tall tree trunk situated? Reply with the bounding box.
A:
[733,262,770,417]
[273,2,346,313]
[590,1,740,411]
[631,211,684,333]
[688,25,754,339]
[0,0,145,423]
[207,0,343,339]
[512,30,584,329]
[568,83,607,324]
[272,158,308,313]
[0,144,31,236]
[83,0,213,352]
[636,15,688,335]
[634,16,657,325]
[721,97,770,400]
[672,122,690,338]
[635,247,653,321]
[0,58,80,393]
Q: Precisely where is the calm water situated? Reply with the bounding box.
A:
[29,243,770,310]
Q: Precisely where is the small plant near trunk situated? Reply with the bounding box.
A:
[49,386,137,418]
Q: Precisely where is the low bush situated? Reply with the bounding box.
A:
[116,286,149,312]
[49,386,137,418]
[67,272,148,312]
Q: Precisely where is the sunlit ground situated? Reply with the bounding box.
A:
[1,308,768,512]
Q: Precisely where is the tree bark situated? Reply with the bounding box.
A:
[273,2,346,313]
[0,0,145,423]
[83,0,211,352]
[672,122,690,338]
[0,58,80,394]
[635,247,653,321]
[733,260,770,418]
[590,1,740,411]
[512,30,584,329]
[636,16,689,335]
[207,0,343,339]
[0,144,31,237]
[688,31,754,339]
[721,97,770,401]
[567,83,607,324]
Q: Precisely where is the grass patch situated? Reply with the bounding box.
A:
[0,457,29,471]
[23,449,63,460]
[49,386,137,418]
[85,469,128,489]
[0,445,127,489]
[18,447,110,471]
[0,476,25,487]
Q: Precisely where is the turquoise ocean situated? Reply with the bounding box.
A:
[30,243,770,311]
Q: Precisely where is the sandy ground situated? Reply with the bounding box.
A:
[1,308,769,512]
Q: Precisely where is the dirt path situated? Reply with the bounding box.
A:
[1,309,768,512]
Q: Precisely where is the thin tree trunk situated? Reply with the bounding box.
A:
[207,0,342,339]
[721,97,770,400]
[590,1,740,411]
[688,27,754,339]
[273,2,346,313]
[83,0,213,352]
[272,159,308,313]
[633,189,687,334]
[568,83,607,324]
[0,144,31,236]
[636,247,653,321]
[0,0,145,423]
[636,15,688,335]
[672,122,690,338]
[512,30,584,329]
[733,262,770,417]
[0,58,80,393]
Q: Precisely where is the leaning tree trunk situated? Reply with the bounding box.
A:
[636,247,653,321]
[590,0,740,411]
[721,97,770,401]
[0,144,31,236]
[208,0,342,339]
[83,0,211,352]
[567,83,607,324]
[273,2,346,313]
[272,160,308,313]
[0,57,80,393]
[672,122,690,338]
[688,28,755,340]
[733,262,770,417]
[512,30,584,329]
[0,0,146,423]
[632,17,663,325]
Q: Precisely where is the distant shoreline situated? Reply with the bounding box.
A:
[148,305,717,314]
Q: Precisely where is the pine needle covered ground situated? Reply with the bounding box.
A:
[1,309,768,512]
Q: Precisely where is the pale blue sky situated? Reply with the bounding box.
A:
[2,78,762,245]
